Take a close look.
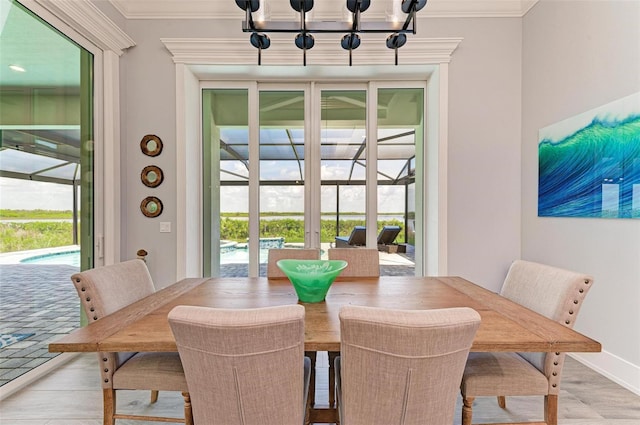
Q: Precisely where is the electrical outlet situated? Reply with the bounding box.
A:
[160,222,171,233]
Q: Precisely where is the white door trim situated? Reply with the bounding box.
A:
[166,37,461,277]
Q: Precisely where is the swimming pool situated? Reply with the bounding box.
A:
[18,242,300,267]
[18,248,265,266]
[20,249,81,267]
[220,248,270,264]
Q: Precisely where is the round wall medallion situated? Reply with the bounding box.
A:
[141,165,164,188]
[140,134,163,157]
[140,196,163,218]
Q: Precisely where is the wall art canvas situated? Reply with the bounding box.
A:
[538,92,640,219]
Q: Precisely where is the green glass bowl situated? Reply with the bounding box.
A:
[277,259,348,303]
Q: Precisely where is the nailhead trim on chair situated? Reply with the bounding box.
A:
[546,277,592,393]
[75,276,115,386]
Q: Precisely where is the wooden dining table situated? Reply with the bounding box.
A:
[49,276,601,424]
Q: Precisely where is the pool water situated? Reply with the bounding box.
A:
[20,246,301,267]
[19,249,263,267]
[21,250,81,267]
[220,248,270,264]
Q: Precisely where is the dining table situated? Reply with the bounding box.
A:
[49,275,601,424]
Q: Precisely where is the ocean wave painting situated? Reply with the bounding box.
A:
[538,92,640,219]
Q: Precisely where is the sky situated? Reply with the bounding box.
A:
[220,158,407,213]
[0,176,406,214]
[0,177,74,210]
[0,158,407,213]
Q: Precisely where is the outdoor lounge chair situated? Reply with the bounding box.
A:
[376,225,402,252]
[334,225,366,248]
[376,225,401,246]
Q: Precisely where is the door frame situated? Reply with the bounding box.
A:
[168,38,462,279]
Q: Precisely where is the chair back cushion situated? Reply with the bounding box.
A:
[169,304,306,425]
[70,259,156,388]
[339,305,480,425]
[500,260,594,386]
[328,248,379,277]
[267,248,320,278]
[71,259,156,320]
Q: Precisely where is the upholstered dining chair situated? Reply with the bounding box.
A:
[70,259,192,425]
[326,247,380,410]
[266,247,319,420]
[327,248,380,278]
[336,305,481,425]
[460,260,594,425]
[267,248,321,278]
[168,304,311,425]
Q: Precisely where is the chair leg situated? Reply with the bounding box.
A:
[304,351,316,425]
[497,395,506,408]
[334,356,341,425]
[305,351,316,407]
[328,351,339,408]
[103,389,116,425]
[462,396,474,425]
[151,390,159,403]
[544,394,558,425]
[182,391,193,425]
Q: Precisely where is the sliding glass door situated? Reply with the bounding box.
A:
[202,82,424,278]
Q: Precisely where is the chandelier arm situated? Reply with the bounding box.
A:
[247,8,256,30]
[402,1,417,32]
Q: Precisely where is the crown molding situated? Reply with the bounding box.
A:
[34,0,135,55]
[161,37,462,67]
[112,0,538,20]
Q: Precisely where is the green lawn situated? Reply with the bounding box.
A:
[0,210,74,253]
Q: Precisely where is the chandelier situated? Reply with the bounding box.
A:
[235,0,429,66]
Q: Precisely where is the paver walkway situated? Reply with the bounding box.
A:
[0,264,80,386]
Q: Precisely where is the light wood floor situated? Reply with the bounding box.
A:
[1,353,639,424]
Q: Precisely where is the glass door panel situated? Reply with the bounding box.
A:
[0,0,94,382]
[376,88,423,275]
[203,88,249,277]
[258,91,305,276]
[319,90,367,249]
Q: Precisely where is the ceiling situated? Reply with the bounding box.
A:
[0,0,80,88]
[108,0,538,20]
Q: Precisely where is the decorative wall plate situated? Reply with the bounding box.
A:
[140,134,163,157]
[140,196,163,218]
[141,165,164,188]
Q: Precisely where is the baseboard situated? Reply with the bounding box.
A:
[570,350,640,396]
[0,352,79,401]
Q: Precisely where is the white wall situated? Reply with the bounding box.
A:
[115,19,219,287]
[522,0,640,393]
[421,18,523,290]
